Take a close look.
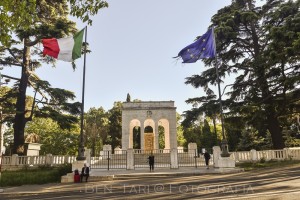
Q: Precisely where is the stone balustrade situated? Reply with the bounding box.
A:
[1,154,76,170]
[1,148,300,171]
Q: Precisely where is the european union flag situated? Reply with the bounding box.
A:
[177,28,216,63]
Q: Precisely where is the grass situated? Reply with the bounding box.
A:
[0,163,72,187]
[236,159,300,171]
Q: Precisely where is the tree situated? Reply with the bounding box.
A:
[0,0,108,154]
[158,125,165,149]
[133,126,141,149]
[200,119,218,151]
[176,113,186,147]
[126,93,131,102]
[182,122,202,150]
[24,117,80,155]
[182,89,221,143]
[107,102,122,150]
[84,107,109,156]
[185,0,300,149]
[237,128,272,151]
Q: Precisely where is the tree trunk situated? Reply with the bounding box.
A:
[13,40,30,155]
[247,9,285,149]
[266,106,285,149]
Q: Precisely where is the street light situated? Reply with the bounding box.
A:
[214,59,230,157]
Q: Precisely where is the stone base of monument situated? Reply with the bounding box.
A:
[214,156,235,168]
[61,160,85,183]
[61,173,75,183]
[72,160,86,172]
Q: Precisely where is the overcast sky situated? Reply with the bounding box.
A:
[3,0,233,114]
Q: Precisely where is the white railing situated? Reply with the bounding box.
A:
[1,148,300,169]
[230,151,251,162]
[230,148,300,162]
[1,154,76,167]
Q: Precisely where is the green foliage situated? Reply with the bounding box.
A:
[0,0,108,46]
[283,126,300,147]
[176,113,186,147]
[236,160,300,171]
[237,128,273,151]
[126,93,131,102]
[200,119,218,150]
[133,126,141,149]
[25,118,79,155]
[177,125,186,147]
[69,0,108,25]
[0,164,72,187]
[158,125,165,149]
[84,107,109,156]
[183,125,202,149]
[107,102,122,150]
[0,0,36,46]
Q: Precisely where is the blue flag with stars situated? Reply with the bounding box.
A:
[177,28,216,63]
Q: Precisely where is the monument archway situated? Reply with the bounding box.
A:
[122,101,177,150]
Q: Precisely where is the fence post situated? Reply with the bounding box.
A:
[170,148,178,169]
[11,154,18,165]
[126,148,134,170]
[194,149,197,168]
[84,148,91,166]
[188,143,197,158]
[213,146,221,168]
[283,148,289,160]
[250,149,257,162]
[46,154,53,165]
[107,151,110,171]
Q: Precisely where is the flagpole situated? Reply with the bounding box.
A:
[212,27,229,157]
[77,26,88,161]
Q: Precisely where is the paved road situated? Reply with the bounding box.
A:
[1,165,300,200]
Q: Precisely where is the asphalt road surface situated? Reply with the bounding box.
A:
[1,165,300,200]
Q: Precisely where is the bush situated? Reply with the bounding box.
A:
[236,159,300,171]
[0,164,72,187]
[259,157,266,163]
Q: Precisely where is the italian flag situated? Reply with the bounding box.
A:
[42,29,84,62]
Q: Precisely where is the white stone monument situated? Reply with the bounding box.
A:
[213,146,235,168]
[122,101,177,150]
[25,143,42,156]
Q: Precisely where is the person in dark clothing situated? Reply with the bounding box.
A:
[80,163,90,182]
[204,151,211,169]
[148,153,155,172]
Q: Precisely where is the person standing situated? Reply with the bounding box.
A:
[204,150,211,169]
[80,163,90,182]
[148,153,155,172]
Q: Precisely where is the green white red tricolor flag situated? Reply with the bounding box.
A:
[42,29,84,62]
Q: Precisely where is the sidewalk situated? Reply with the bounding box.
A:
[89,166,243,177]
[0,166,243,195]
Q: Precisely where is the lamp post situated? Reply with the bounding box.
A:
[215,58,230,157]
[76,27,88,161]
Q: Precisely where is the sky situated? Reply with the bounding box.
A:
[3,0,233,114]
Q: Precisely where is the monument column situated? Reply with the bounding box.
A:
[122,112,130,150]
[169,111,177,149]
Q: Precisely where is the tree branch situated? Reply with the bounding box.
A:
[1,74,21,81]
[24,37,40,47]
[6,48,23,66]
